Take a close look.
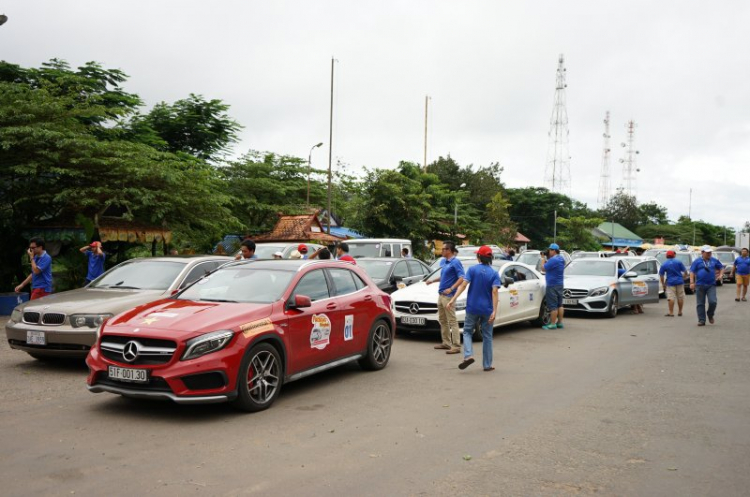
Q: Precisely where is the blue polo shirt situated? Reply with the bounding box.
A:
[438,257,465,297]
[85,251,106,282]
[659,259,687,286]
[734,256,750,275]
[544,254,565,287]
[690,257,723,286]
[464,264,501,315]
[32,251,53,292]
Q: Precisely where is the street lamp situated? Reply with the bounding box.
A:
[553,203,564,243]
[454,183,467,225]
[306,142,323,208]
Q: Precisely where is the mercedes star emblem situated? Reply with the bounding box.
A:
[123,341,139,363]
[409,303,420,314]
[563,289,572,298]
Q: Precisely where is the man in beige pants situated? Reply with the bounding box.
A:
[426,241,465,354]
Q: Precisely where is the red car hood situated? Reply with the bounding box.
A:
[104,298,274,340]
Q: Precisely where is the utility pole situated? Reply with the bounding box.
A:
[423,96,429,172]
[327,57,335,235]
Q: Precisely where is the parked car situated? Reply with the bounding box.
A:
[86,259,395,411]
[345,239,412,258]
[714,250,739,284]
[6,256,232,359]
[562,258,661,318]
[617,256,665,297]
[456,245,508,260]
[515,249,572,273]
[570,251,606,260]
[356,257,431,293]
[240,242,325,259]
[391,259,550,340]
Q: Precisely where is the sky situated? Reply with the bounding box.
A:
[2,1,749,233]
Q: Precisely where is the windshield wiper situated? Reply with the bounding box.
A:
[99,283,141,289]
[199,298,238,303]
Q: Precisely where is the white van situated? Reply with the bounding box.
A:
[346,239,413,258]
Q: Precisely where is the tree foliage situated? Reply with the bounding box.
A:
[556,216,604,251]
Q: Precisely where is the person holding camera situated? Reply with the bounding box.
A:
[14,237,53,300]
[542,243,565,329]
[79,241,106,283]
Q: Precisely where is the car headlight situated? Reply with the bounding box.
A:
[10,307,22,324]
[70,313,113,328]
[454,300,467,311]
[589,286,609,297]
[181,330,234,361]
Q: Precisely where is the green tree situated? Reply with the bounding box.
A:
[556,216,604,251]
[484,192,517,247]
[505,187,572,247]
[598,189,640,231]
[638,202,669,225]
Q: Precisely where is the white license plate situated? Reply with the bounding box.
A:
[401,316,426,326]
[563,298,578,305]
[108,366,148,383]
[26,330,45,345]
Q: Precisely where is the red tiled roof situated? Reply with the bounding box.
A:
[255,213,344,243]
[514,232,531,243]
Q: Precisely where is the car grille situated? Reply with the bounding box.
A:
[394,301,438,315]
[100,336,177,365]
[563,289,589,299]
[22,311,66,325]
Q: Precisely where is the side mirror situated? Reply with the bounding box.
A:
[287,294,312,309]
[623,271,637,279]
[502,276,514,288]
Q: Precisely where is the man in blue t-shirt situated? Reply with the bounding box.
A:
[542,243,566,329]
[731,248,750,302]
[690,245,723,326]
[15,237,53,300]
[426,241,465,353]
[659,250,687,316]
[448,245,500,371]
[80,241,106,283]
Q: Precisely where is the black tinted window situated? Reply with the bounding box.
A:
[328,269,359,296]
[292,270,330,302]
[393,261,409,278]
[516,266,537,280]
[181,262,215,288]
[407,260,427,276]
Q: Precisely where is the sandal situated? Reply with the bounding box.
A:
[483,367,495,372]
[458,358,475,370]
[665,314,674,317]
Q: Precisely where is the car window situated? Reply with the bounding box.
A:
[516,266,537,280]
[352,272,367,290]
[180,262,217,288]
[347,243,380,257]
[328,268,359,296]
[291,269,330,302]
[393,261,409,279]
[91,260,187,290]
[502,266,520,281]
[356,260,392,280]
[407,260,427,276]
[380,244,393,257]
[630,262,653,276]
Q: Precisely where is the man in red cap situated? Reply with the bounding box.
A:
[448,245,500,371]
[297,244,309,259]
[658,250,687,317]
[79,241,106,284]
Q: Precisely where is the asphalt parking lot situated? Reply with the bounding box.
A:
[1,285,749,496]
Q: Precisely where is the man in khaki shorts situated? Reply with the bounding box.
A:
[732,248,750,302]
[659,250,688,317]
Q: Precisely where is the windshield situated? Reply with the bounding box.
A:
[715,252,736,263]
[179,267,294,304]
[253,245,288,258]
[347,243,381,258]
[571,252,599,260]
[517,253,539,265]
[356,260,393,280]
[91,260,187,290]
[565,260,615,277]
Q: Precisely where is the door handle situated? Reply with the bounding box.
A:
[364,295,373,302]
[326,303,337,310]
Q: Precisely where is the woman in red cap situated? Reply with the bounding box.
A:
[658,250,688,317]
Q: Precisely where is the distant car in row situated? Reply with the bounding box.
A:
[714,250,739,284]
[355,257,431,293]
[6,256,232,359]
[645,249,698,293]
[391,258,551,341]
[515,249,572,273]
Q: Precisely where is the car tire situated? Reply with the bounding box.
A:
[532,299,551,326]
[607,292,619,318]
[232,342,282,412]
[359,319,393,371]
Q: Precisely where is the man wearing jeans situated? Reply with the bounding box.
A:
[448,246,500,371]
[542,243,565,329]
[690,245,723,326]
[426,241,464,354]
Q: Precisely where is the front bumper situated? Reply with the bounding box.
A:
[393,311,466,333]
[6,321,95,357]
[562,293,612,313]
[86,341,242,405]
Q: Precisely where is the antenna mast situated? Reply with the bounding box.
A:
[597,111,612,207]
[544,54,571,196]
[619,120,639,197]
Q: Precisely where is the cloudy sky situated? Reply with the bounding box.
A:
[3,1,748,232]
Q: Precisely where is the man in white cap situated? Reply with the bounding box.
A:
[689,245,724,326]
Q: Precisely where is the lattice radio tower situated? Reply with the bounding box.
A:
[619,120,640,197]
[597,111,612,208]
[544,54,571,196]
